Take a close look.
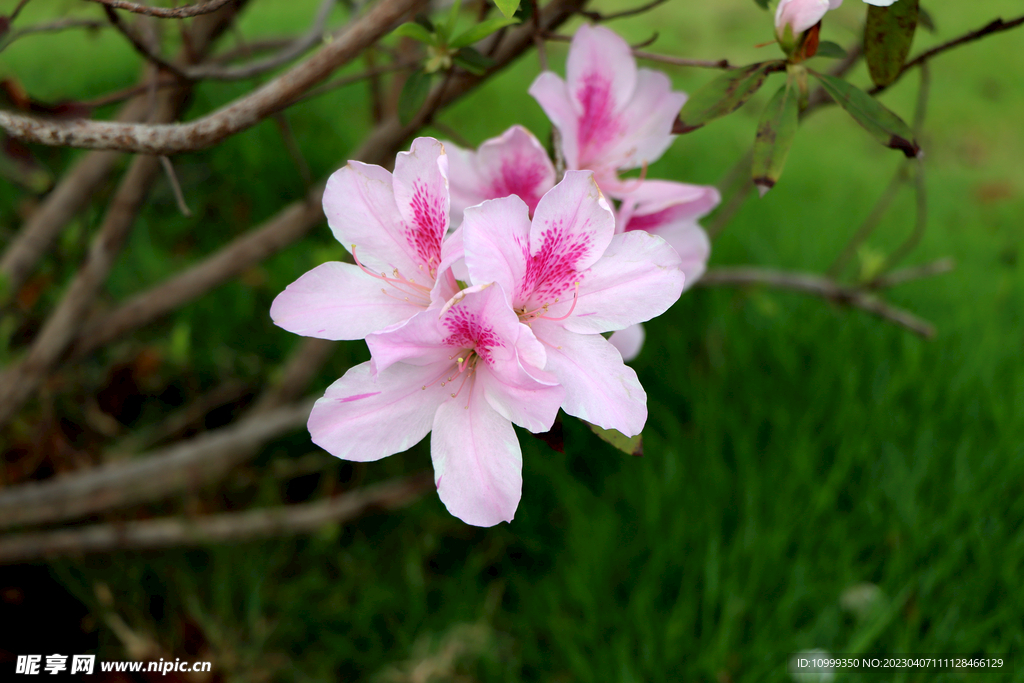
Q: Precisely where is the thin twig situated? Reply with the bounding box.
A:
[867,258,955,290]
[9,0,33,22]
[273,113,313,191]
[633,49,732,69]
[698,267,941,338]
[83,0,233,19]
[185,0,338,81]
[871,14,1024,96]
[159,155,192,216]
[103,6,190,79]
[0,19,108,53]
[579,0,667,22]
[0,472,432,564]
[0,398,317,530]
[827,161,909,278]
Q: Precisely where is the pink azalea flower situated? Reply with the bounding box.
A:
[604,180,720,361]
[461,171,685,436]
[446,125,555,227]
[270,137,458,341]
[775,0,843,36]
[529,24,687,190]
[616,180,720,288]
[308,282,564,527]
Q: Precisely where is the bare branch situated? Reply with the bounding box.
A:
[82,0,234,20]
[0,398,316,530]
[697,266,946,339]
[0,3,245,306]
[0,472,430,564]
[0,0,426,154]
[68,185,327,360]
[67,0,590,363]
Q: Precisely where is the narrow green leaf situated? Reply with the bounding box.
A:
[450,16,519,49]
[443,0,462,42]
[751,79,800,195]
[391,21,435,45]
[452,46,495,75]
[588,422,643,457]
[398,69,432,125]
[864,0,919,87]
[812,72,920,158]
[492,0,520,20]
[815,40,847,59]
[673,62,780,134]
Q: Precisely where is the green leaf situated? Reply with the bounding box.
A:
[443,0,462,42]
[673,62,780,134]
[452,46,495,75]
[588,422,643,457]
[864,0,919,87]
[391,21,435,45]
[492,0,521,20]
[811,72,920,158]
[752,0,769,8]
[751,78,800,196]
[398,69,432,125]
[450,16,519,49]
[815,40,847,59]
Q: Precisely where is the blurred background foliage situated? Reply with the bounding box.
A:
[1,0,1023,681]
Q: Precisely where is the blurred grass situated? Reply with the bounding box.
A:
[3,0,1024,681]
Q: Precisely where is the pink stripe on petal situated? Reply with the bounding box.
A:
[338,391,382,403]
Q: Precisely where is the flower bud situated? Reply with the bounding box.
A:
[775,0,843,40]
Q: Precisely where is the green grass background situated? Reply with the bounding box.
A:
[2,0,1023,681]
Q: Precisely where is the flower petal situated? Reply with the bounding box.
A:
[617,179,721,224]
[432,388,522,527]
[776,0,832,35]
[391,137,450,274]
[566,24,637,168]
[447,126,555,226]
[602,69,687,171]
[531,321,647,436]
[524,171,616,306]
[528,71,581,169]
[608,323,646,362]
[323,161,423,282]
[476,352,563,433]
[270,262,422,340]
[563,231,684,334]
[308,362,446,462]
[656,221,710,289]
[462,195,532,307]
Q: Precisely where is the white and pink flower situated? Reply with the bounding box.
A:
[309,282,564,527]
[270,137,458,341]
[446,125,555,227]
[462,171,685,436]
[528,24,687,191]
